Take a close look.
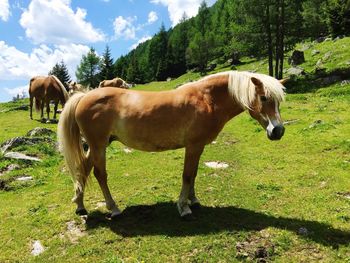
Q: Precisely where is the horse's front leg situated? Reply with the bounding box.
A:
[178,145,204,218]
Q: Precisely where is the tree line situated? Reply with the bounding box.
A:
[50,0,350,88]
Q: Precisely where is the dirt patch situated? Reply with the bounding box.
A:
[236,230,275,261]
[65,220,86,243]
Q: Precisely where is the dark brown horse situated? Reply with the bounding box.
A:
[58,71,286,218]
[29,75,69,122]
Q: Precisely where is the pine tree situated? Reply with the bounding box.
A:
[186,1,214,74]
[48,60,71,89]
[76,47,101,88]
[148,23,169,81]
[100,45,115,81]
[168,12,189,76]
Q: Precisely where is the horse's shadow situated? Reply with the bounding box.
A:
[85,202,350,247]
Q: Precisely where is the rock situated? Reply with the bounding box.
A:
[0,136,52,153]
[320,75,342,85]
[341,80,350,86]
[324,37,332,41]
[298,227,308,236]
[207,63,217,71]
[286,67,305,77]
[311,50,320,56]
[123,148,133,154]
[323,51,332,61]
[31,240,45,256]
[204,161,229,169]
[316,59,324,69]
[300,44,311,51]
[166,77,172,82]
[26,127,55,137]
[16,176,33,181]
[315,37,326,43]
[288,50,305,66]
[255,247,268,258]
[333,35,345,41]
[0,164,21,176]
[4,152,41,162]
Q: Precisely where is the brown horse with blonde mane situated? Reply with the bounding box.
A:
[58,71,286,219]
[29,75,69,122]
[98,77,131,89]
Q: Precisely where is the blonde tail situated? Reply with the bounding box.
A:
[57,93,92,195]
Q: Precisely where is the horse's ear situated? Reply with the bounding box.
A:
[251,77,265,96]
[279,78,288,85]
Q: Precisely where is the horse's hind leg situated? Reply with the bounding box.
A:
[53,101,58,120]
[178,145,204,217]
[73,150,93,215]
[29,96,33,119]
[91,145,121,218]
[40,99,45,119]
[46,101,50,122]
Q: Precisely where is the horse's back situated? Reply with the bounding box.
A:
[75,86,214,151]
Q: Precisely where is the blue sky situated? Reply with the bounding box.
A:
[0,0,216,102]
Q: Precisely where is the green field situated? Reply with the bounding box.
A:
[1,39,350,262]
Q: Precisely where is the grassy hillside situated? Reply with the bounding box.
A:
[0,39,350,262]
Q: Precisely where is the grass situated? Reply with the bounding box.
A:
[1,38,350,262]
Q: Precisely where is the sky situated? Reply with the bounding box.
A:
[0,0,217,102]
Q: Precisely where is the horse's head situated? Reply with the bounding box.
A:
[248,77,286,141]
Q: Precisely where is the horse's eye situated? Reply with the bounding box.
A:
[260,96,267,102]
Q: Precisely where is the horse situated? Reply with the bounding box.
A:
[29,75,69,122]
[68,81,88,96]
[98,77,131,89]
[57,71,286,219]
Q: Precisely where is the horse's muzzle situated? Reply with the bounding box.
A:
[267,124,285,140]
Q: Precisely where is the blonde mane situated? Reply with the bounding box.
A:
[200,71,286,109]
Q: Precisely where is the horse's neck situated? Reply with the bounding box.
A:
[203,79,245,121]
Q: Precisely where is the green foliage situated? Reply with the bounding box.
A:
[326,0,350,37]
[76,47,101,88]
[48,60,71,89]
[99,45,115,80]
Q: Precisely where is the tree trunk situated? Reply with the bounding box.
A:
[265,0,274,76]
[274,0,281,79]
[278,0,285,79]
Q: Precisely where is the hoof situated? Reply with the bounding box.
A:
[75,208,88,216]
[190,202,201,210]
[111,209,122,219]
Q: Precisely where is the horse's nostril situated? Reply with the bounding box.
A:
[272,124,285,139]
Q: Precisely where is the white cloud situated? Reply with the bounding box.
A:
[129,35,152,50]
[150,0,216,26]
[148,11,158,24]
[113,16,137,40]
[0,41,90,80]
[0,0,10,21]
[5,85,28,98]
[19,0,105,44]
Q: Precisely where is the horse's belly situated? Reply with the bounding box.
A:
[116,132,185,152]
[112,122,186,152]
